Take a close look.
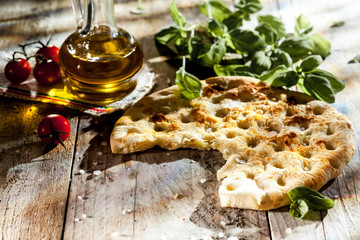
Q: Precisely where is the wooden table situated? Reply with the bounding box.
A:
[1,0,360,239]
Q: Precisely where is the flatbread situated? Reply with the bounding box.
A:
[110,76,355,210]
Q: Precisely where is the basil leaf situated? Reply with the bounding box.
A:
[271,70,299,87]
[175,36,187,52]
[297,82,312,96]
[295,14,313,36]
[235,0,263,14]
[259,65,288,83]
[289,199,309,219]
[331,21,345,28]
[300,55,323,72]
[154,26,182,45]
[309,34,331,59]
[304,74,335,103]
[312,69,345,93]
[188,36,205,58]
[251,51,271,74]
[199,0,232,22]
[170,0,186,28]
[208,18,227,37]
[175,67,202,100]
[271,49,293,68]
[222,11,243,31]
[198,38,227,67]
[288,187,335,211]
[189,37,226,67]
[279,51,293,67]
[257,15,286,39]
[214,64,257,77]
[279,36,314,62]
[228,29,266,54]
[255,23,278,44]
[348,54,360,64]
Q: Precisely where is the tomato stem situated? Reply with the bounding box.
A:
[37,36,53,48]
[17,42,36,60]
[11,51,26,62]
[45,36,53,46]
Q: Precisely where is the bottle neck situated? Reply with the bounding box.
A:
[81,0,117,35]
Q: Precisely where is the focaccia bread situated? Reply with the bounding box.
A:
[110,76,356,210]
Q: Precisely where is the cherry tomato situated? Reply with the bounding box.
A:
[4,58,31,84]
[38,114,71,146]
[36,45,59,63]
[33,61,61,85]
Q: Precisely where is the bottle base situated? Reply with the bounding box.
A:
[64,77,137,105]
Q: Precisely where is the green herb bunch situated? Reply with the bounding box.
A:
[154,0,345,102]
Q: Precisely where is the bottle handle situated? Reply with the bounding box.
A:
[71,0,84,29]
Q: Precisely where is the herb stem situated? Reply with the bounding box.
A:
[206,0,213,19]
[182,56,186,78]
[190,28,195,38]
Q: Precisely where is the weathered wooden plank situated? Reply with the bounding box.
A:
[192,151,270,240]
[320,32,360,240]
[0,98,78,240]
[132,150,270,240]
[62,113,138,240]
[267,0,360,239]
[131,1,271,239]
[133,149,210,240]
[249,0,328,238]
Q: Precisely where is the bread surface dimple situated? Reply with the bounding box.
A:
[110,76,356,210]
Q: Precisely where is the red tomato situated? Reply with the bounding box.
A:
[4,58,31,84]
[38,114,71,146]
[33,61,61,85]
[36,45,59,63]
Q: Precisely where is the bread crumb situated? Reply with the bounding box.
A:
[173,194,179,200]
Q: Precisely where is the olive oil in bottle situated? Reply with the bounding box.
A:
[59,27,143,104]
[59,0,144,104]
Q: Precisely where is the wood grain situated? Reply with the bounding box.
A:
[62,113,138,240]
[0,99,79,239]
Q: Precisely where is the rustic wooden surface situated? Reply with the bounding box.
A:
[1,0,360,239]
